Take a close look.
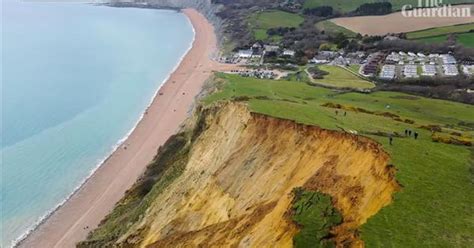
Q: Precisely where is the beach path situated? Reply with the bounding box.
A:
[18,8,238,248]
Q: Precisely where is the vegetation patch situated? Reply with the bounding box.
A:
[248,10,304,40]
[291,188,342,248]
[78,132,192,247]
[432,132,472,146]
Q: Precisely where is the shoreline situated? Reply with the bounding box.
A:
[10,13,196,248]
[17,8,223,248]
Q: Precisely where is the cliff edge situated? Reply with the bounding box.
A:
[80,103,399,247]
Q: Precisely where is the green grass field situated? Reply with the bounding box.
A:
[315,20,357,37]
[348,64,361,74]
[312,65,375,89]
[204,73,474,247]
[457,32,474,48]
[248,10,304,40]
[407,23,474,47]
[407,23,474,39]
[415,35,449,44]
[303,0,469,12]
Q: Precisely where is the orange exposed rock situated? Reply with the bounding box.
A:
[113,103,399,248]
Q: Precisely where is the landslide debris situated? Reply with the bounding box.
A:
[80,102,399,248]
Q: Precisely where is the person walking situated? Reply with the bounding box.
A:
[389,136,393,145]
[414,132,419,140]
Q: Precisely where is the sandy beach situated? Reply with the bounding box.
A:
[18,8,237,248]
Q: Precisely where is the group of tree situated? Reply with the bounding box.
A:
[355,2,392,16]
[303,6,334,17]
[266,27,297,36]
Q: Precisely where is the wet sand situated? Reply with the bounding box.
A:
[18,8,238,248]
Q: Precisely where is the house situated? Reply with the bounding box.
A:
[237,49,253,58]
[380,65,396,80]
[264,45,280,53]
[362,64,378,76]
[440,54,456,64]
[385,52,401,64]
[443,64,459,76]
[384,35,400,41]
[332,56,349,66]
[403,65,418,78]
[318,51,339,60]
[283,49,296,57]
[462,65,474,76]
[309,58,329,64]
[421,65,437,76]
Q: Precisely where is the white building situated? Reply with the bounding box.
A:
[386,52,401,63]
[264,45,280,53]
[443,64,459,76]
[462,65,474,76]
[404,65,419,78]
[380,65,396,80]
[283,49,296,57]
[421,65,437,77]
[440,54,456,64]
[237,49,253,58]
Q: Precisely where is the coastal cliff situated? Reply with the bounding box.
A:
[108,0,223,42]
[79,103,399,247]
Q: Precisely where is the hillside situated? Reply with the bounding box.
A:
[80,72,473,247]
[79,102,400,247]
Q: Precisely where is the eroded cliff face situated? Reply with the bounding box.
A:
[115,103,399,247]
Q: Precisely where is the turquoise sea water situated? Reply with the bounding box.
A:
[1,1,194,246]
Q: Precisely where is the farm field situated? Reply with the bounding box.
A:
[330,4,474,35]
[406,23,474,39]
[303,0,469,12]
[407,23,474,47]
[311,65,375,89]
[248,10,304,40]
[412,35,449,44]
[204,73,474,247]
[315,20,356,37]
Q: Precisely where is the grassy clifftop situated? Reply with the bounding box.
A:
[204,73,474,247]
[80,72,473,247]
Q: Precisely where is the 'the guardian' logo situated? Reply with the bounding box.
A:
[402,0,472,18]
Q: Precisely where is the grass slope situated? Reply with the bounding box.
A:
[407,23,474,39]
[457,32,474,47]
[315,20,357,37]
[414,35,449,44]
[312,65,375,89]
[248,10,304,40]
[204,73,474,247]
